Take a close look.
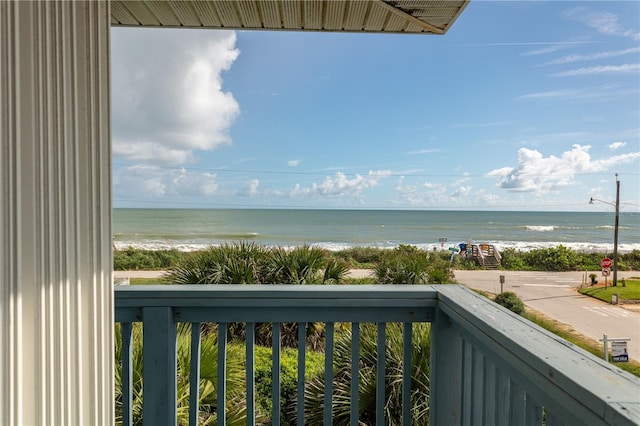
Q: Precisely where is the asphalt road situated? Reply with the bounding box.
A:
[454,270,640,362]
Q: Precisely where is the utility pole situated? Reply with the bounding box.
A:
[589,174,620,286]
[613,174,619,286]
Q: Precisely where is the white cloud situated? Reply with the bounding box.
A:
[451,186,472,197]
[550,64,640,77]
[405,149,441,155]
[518,85,635,101]
[288,160,300,167]
[242,179,260,196]
[449,121,510,129]
[487,144,640,193]
[112,28,240,165]
[522,45,571,56]
[543,47,640,65]
[609,142,626,150]
[423,182,441,189]
[519,90,577,100]
[564,7,640,41]
[114,165,219,199]
[290,171,391,198]
[452,174,470,187]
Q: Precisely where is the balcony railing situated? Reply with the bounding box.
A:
[115,285,639,426]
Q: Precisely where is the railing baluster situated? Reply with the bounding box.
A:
[509,380,525,425]
[142,307,177,426]
[376,322,386,426]
[483,360,497,425]
[246,322,255,426]
[350,322,360,426]
[462,340,472,426]
[189,323,201,426]
[297,322,306,426]
[324,322,335,425]
[496,369,510,425]
[121,322,133,426]
[546,411,563,426]
[272,322,281,426]
[217,322,227,425]
[402,322,412,426]
[524,393,543,426]
[472,350,485,423]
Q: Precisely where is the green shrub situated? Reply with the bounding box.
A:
[499,248,529,270]
[254,345,324,425]
[302,323,431,425]
[374,246,430,284]
[333,247,386,267]
[522,245,582,271]
[494,291,525,315]
[164,243,347,285]
[114,247,188,270]
[115,323,252,426]
[621,250,640,270]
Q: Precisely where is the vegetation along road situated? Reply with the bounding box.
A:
[454,270,640,362]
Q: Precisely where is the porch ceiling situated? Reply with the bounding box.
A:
[110,0,469,35]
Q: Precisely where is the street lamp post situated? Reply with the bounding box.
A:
[589,174,620,286]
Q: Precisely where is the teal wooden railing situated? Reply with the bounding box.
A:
[115,285,639,426]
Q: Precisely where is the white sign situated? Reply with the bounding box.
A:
[611,341,629,362]
[602,268,610,276]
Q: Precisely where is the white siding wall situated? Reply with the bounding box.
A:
[0,1,113,424]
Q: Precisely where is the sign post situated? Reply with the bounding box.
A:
[601,258,612,288]
[439,237,447,249]
[599,334,631,363]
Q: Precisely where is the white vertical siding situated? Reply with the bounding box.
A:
[0,1,112,425]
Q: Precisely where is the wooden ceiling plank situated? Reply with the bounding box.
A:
[375,0,443,34]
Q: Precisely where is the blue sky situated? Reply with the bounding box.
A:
[112,1,640,212]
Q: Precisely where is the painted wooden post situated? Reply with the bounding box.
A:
[324,322,335,425]
[429,308,463,425]
[247,322,256,426]
[217,323,227,424]
[350,322,360,425]
[272,322,281,426]
[402,322,412,426]
[376,323,386,426]
[121,323,134,426]
[297,322,306,426]
[189,323,201,426]
[142,307,177,426]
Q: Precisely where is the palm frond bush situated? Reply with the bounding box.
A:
[115,323,257,425]
[164,244,345,350]
[164,242,271,284]
[266,246,329,284]
[374,246,430,284]
[300,322,431,425]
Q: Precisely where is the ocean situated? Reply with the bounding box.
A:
[112,209,640,253]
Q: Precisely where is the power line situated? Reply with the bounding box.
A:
[113,161,633,179]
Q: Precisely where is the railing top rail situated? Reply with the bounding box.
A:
[115,284,440,305]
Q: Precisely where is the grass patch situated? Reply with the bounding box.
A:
[579,279,640,302]
[523,310,640,377]
[130,277,169,285]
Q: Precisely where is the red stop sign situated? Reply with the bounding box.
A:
[601,258,612,268]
